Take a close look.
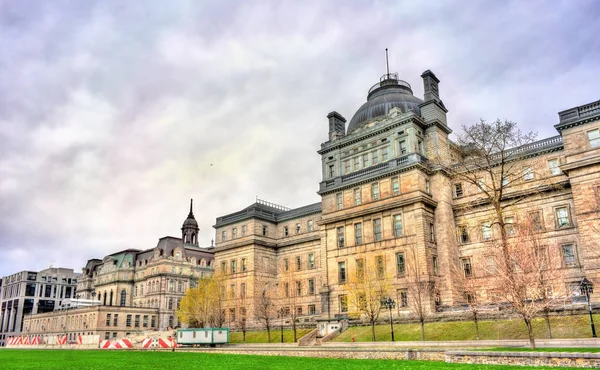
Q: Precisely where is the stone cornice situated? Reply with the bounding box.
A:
[560,155,600,173]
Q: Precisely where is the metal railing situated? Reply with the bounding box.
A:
[559,100,600,123]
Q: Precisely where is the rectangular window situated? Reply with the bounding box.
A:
[308,253,315,269]
[230,284,236,299]
[307,220,313,232]
[328,164,335,178]
[113,314,118,327]
[231,260,237,274]
[284,226,289,237]
[455,183,463,198]
[354,188,361,206]
[338,262,346,284]
[241,283,246,298]
[371,182,379,200]
[429,223,435,242]
[143,315,148,328]
[372,151,379,165]
[459,226,469,244]
[229,308,236,322]
[392,214,402,237]
[296,281,302,296]
[242,225,247,236]
[399,140,407,155]
[396,253,405,276]
[432,255,439,275]
[555,207,571,228]
[524,167,534,181]
[308,279,315,295]
[337,226,345,248]
[221,261,227,274]
[296,223,301,234]
[134,315,140,328]
[232,228,237,239]
[462,258,473,277]
[339,294,348,312]
[561,244,576,266]
[548,159,561,175]
[476,177,485,190]
[353,157,360,170]
[241,258,247,272]
[382,148,389,161]
[505,216,515,236]
[284,282,289,298]
[482,222,492,241]
[296,256,302,271]
[392,177,400,195]
[308,304,316,315]
[373,219,382,241]
[502,176,509,186]
[425,179,431,193]
[398,289,408,308]
[336,193,343,210]
[221,230,227,241]
[363,154,370,167]
[126,315,132,327]
[106,314,111,326]
[296,307,302,316]
[588,129,600,148]
[284,258,289,272]
[354,223,363,245]
[356,258,364,281]
[529,211,544,232]
[376,255,385,279]
[262,225,268,236]
[345,160,351,174]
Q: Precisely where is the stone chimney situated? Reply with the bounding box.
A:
[327,111,346,141]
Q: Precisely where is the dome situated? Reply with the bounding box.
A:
[183,217,198,227]
[347,74,423,134]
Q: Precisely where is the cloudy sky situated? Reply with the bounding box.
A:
[1,0,599,277]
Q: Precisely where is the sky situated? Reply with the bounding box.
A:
[1,0,599,277]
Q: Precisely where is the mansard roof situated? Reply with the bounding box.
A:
[215,200,322,228]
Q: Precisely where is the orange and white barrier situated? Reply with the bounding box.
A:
[76,335,83,345]
[56,335,67,345]
[158,337,176,348]
[142,338,155,348]
[31,336,41,345]
[99,338,133,349]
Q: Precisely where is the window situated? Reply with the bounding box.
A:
[284,226,289,237]
[231,260,237,274]
[337,226,345,248]
[373,219,382,241]
[143,315,148,328]
[354,188,361,206]
[372,151,379,165]
[354,223,363,245]
[399,140,407,155]
[561,244,576,267]
[120,289,126,307]
[555,207,571,228]
[336,193,343,210]
[328,164,335,178]
[241,258,247,272]
[296,256,302,270]
[113,314,118,327]
[476,178,485,190]
[363,154,370,167]
[345,160,351,174]
[376,256,385,279]
[296,223,301,234]
[425,179,431,193]
[308,305,316,315]
[308,253,315,269]
[461,258,473,277]
[229,308,236,322]
[284,282,289,298]
[588,129,600,148]
[230,284,236,299]
[339,294,348,312]
[126,315,132,327]
[502,176,509,186]
[242,225,247,236]
[429,223,435,242]
[232,227,238,239]
[283,258,289,272]
[134,315,140,328]
[459,226,469,244]
[308,279,315,295]
[505,216,515,236]
[168,298,174,310]
[353,157,360,170]
[418,140,423,154]
[106,314,111,326]
[398,289,408,308]
[296,281,302,296]
[221,230,227,241]
[221,262,227,274]
[481,222,492,241]
[392,177,400,195]
[390,214,402,237]
[523,167,534,181]
[262,225,268,236]
[356,258,364,281]
[529,211,544,232]
[241,283,246,298]
[548,159,561,175]
[382,148,389,161]
[432,255,439,275]
[307,220,313,232]
[455,183,463,198]
[396,253,405,276]
[371,182,379,200]
[338,262,346,283]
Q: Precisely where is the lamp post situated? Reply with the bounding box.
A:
[381,297,396,342]
[278,308,286,343]
[580,278,596,338]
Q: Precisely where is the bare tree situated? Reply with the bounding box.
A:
[278,267,302,342]
[405,243,431,342]
[234,285,249,343]
[450,255,487,340]
[254,281,276,342]
[347,257,391,341]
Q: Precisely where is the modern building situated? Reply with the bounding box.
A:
[213,69,600,327]
[0,267,80,346]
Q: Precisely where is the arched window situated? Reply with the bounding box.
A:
[109,291,113,306]
[192,233,196,244]
[177,281,183,293]
[169,280,174,292]
[103,292,107,306]
[168,298,173,310]
[120,290,126,306]
[168,316,174,328]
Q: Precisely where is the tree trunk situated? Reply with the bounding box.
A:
[371,322,376,342]
[524,318,536,349]
[473,311,480,340]
[544,309,553,339]
[267,327,271,343]
[293,320,297,342]
[420,319,425,342]
[243,329,246,343]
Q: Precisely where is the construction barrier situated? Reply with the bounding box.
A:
[56,335,67,345]
[99,338,133,349]
[158,337,176,348]
[76,335,83,345]
[141,338,155,348]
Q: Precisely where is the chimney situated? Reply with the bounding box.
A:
[421,69,441,103]
[327,111,346,141]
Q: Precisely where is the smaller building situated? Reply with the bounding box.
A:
[23,305,159,341]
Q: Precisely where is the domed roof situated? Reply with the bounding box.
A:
[182,199,198,229]
[347,74,423,134]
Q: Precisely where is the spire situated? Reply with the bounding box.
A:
[188,198,195,219]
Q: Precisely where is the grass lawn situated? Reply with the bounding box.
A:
[0,350,586,370]
[229,328,313,343]
[332,314,600,342]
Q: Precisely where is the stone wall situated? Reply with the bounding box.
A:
[447,350,600,368]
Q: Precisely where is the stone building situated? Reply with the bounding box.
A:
[214,69,600,327]
[0,267,80,346]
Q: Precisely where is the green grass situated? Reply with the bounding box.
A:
[229,328,313,343]
[333,314,600,342]
[481,347,600,353]
[0,350,585,370]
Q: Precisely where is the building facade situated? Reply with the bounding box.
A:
[214,70,600,327]
[0,267,80,346]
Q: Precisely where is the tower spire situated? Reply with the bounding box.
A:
[385,48,390,77]
[188,198,194,218]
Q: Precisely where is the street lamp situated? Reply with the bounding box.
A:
[580,278,596,338]
[278,308,286,343]
[381,297,396,342]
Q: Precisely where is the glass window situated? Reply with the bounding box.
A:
[337,226,345,248]
[548,159,561,175]
[429,223,435,242]
[296,281,302,296]
[354,223,362,245]
[353,157,360,170]
[363,154,370,167]
[284,258,289,272]
[455,183,463,198]
[373,219,382,241]
[561,244,576,266]
[354,188,361,206]
[394,215,403,237]
[338,262,346,283]
[372,151,379,165]
[308,253,315,269]
[462,258,473,277]
[399,140,407,155]
[392,177,400,195]
[105,314,111,326]
[143,315,148,328]
[482,223,492,241]
[556,207,570,228]
[308,304,316,315]
[221,262,227,273]
[308,279,315,295]
[345,160,351,174]
[221,230,227,241]
[328,164,335,178]
[432,255,439,275]
[339,294,348,312]
[376,256,385,279]
[113,314,118,326]
[241,283,246,298]
[241,225,247,236]
[524,167,534,181]
[283,226,289,237]
[459,226,469,244]
[398,289,408,308]
[505,216,515,236]
[231,260,237,274]
[232,228,237,239]
[382,148,389,161]
[126,315,132,327]
[241,258,247,272]
[296,256,302,270]
[262,225,268,236]
[529,211,544,231]
[296,223,301,234]
[356,258,364,281]
[336,193,343,210]
[588,129,600,148]
[371,182,379,200]
[396,253,405,276]
[307,220,313,232]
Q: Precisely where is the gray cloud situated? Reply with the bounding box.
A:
[1,0,599,276]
